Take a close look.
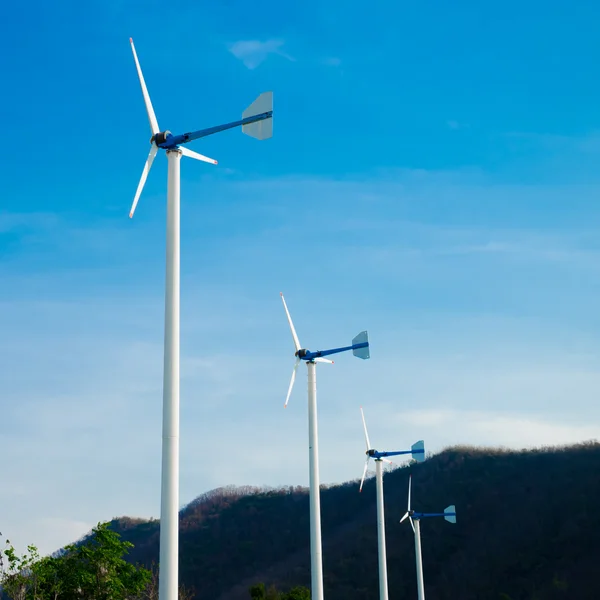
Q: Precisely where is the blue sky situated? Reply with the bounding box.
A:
[2,0,600,554]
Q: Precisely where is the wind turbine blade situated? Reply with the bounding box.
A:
[280,293,301,352]
[381,458,394,465]
[410,517,415,533]
[284,358,300,408]
[129,38,160,136]
[359,458,370,492]
[360,406,371,450]
[180,146,218,165]
[313,357,334,364]
[400,511,410,523]
[407,475,412,511]
[129,144,158,218]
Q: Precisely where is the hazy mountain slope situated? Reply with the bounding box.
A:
[109,442,600,600]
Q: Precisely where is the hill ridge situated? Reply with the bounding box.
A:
[105,442,600,600]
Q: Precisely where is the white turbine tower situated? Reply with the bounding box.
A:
[399,475,456,600]
[358,407,425,600]
[128,38,273,600]
[280,293,370,600]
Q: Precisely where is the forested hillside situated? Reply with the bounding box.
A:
[109,442,600,600]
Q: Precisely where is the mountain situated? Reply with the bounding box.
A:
[109,442,600,600]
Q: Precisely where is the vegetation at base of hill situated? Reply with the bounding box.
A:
[111,442,600,600]
[248,582,310,600]
[0,522,149,600]
[0,523,191,600]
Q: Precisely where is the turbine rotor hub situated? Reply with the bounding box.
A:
[150,130,172,146]
[367,449,376,457]
[295,348,309,359]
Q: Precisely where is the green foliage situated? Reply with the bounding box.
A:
[249,583,266,599]
[248,583,310,600]
[0,539,41,600]
[281,586,311,600]
[1,522,150,600]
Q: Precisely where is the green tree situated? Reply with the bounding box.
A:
[0,538,41,600]
[53,522,150,599]
[1,522,150,600]
[281,586,311,600]
[248,583,310,600]
[249,582,266,599]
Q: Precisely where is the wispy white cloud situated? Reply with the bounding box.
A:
[396,409,600,448]
[228,39,294,70]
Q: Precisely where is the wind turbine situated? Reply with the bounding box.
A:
[359,407,425,600]
[128,38,273,600]
[280,293,370,600]
[399,475,456,600]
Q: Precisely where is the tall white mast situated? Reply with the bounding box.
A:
[359,407,425,600]
[375,460,389,600]
[128,38,273,600]
[414,519,425,600]
[400,476,456,600]
[307,361,324,600]
[159,149,182,600]
[280,293,370,600]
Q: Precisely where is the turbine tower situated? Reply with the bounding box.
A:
[128,38,273,600]
[399,475,456,600]
[359,407,425,600]
[280,293,370,600]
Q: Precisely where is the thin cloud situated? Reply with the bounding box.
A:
[228,39,294,70]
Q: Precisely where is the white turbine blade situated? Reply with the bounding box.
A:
[180,146,218,165]
[130,38,159,136]
[360,406,371,450]
[284,358,300,408]
[410,517,415,533]
[407,475,412,511]
[280,293,301,352]
[400,511,410,523]
[381,458,394,465]
[314,357,334,364]
[359,458,370,492]
[129,144,158,218]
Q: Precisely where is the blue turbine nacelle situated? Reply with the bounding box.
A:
[295,348,338,361]
[150,130,186,150]
[151,130,175,149]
